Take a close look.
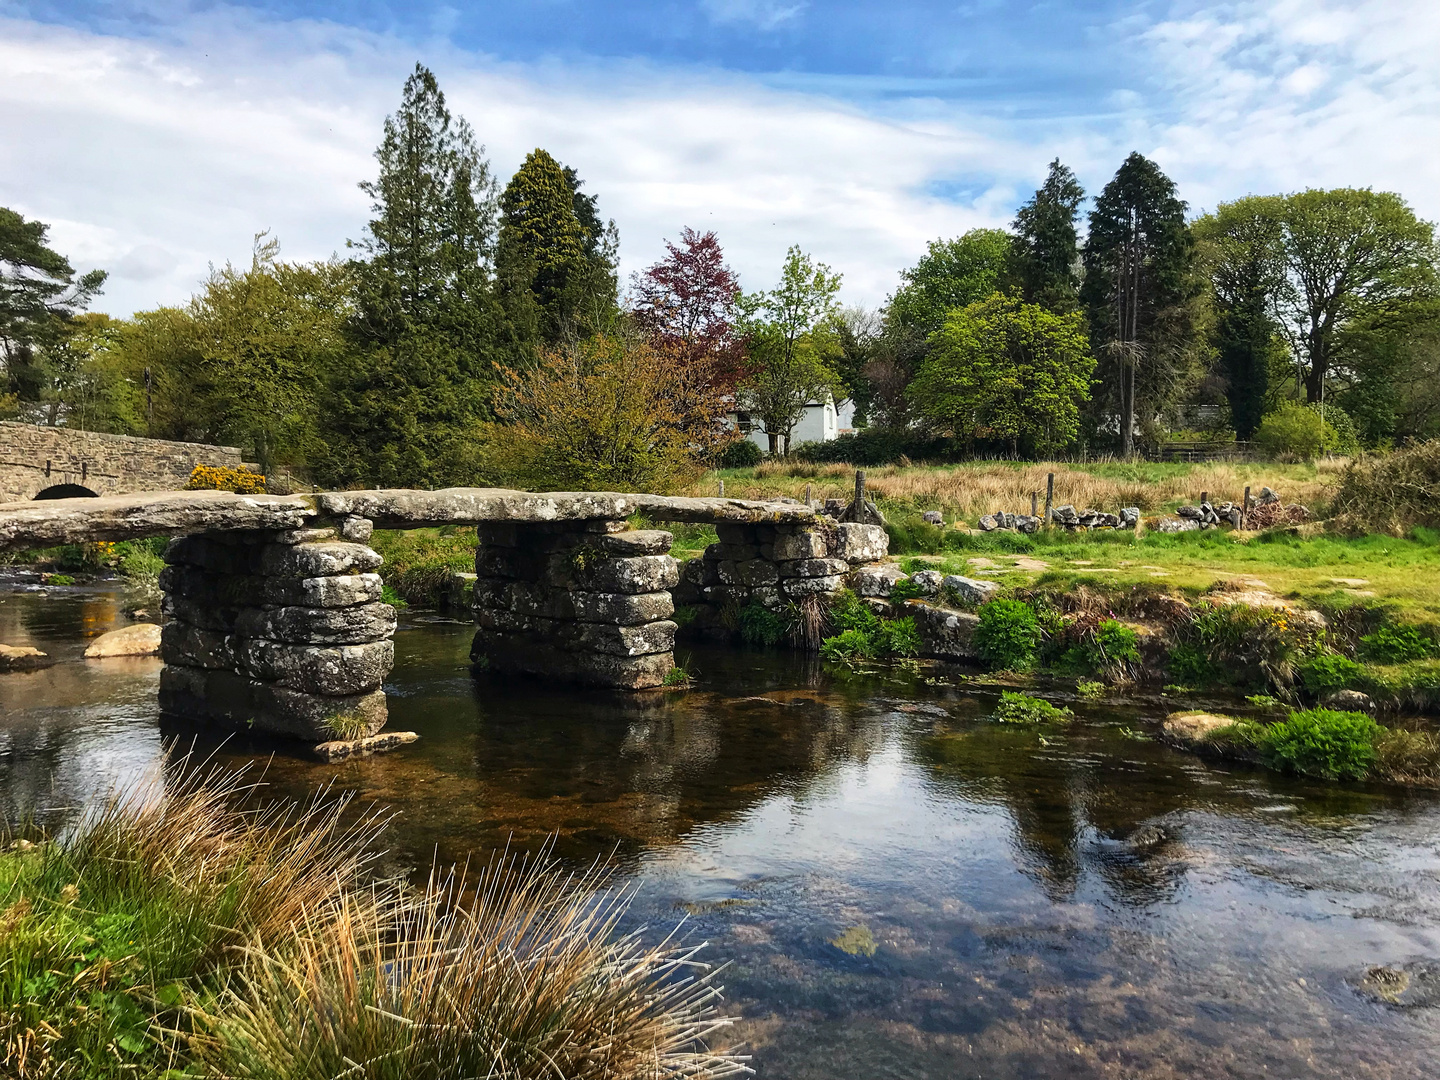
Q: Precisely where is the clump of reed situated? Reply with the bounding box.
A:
[2,766,746,1080]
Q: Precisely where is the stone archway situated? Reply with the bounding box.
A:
[33,484,99,500]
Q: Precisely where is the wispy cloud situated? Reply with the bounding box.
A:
[700,0,807,32]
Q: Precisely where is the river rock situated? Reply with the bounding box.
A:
[942,575,1000,605]
[903,603,980,660]
[851,563,907,598]
[84,623,162,658]
[1323,689,1376,714]
[0,644,54,672]
[1162,711,1235,745]
[834,523,888,562]
[313,730,418,763]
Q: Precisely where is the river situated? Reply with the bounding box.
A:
[3,579,1439,1078]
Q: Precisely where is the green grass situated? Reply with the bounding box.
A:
[370,527,477,608]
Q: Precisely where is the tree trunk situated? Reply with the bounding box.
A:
[767,429,779,455]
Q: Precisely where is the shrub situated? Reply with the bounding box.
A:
[792,427,957,466]
[719,438,762,468]
[974,599,1041,671]
[1360,624,1438,664]
[1332,439,1440,535]
[1298,651,1365,694]
[185,463,267,493]
[738,600,787,647]
[1258,708,1380,780]
[118,541,166,579]
[993,691,1072,724]
[1178,602,1322,692]
[1253,401,1336,460]
[662,665,691,687]
[879,616,921,658]
[887,576,926,604]
[820,627,876,663]
[819,591,920,663]
[1167,643,1218,686]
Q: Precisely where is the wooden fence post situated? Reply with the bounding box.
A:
[1044,473,1054,527]
[1241,485,1251,529]
[1030,491,1038,517]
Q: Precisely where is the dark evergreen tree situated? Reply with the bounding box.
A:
[1081,153,1202,457]
[1009,159,1085,312]
[320,64,509,488]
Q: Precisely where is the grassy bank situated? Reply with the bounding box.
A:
[0,767,742,1079]
[369,527,477,607]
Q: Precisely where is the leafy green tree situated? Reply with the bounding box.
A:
[1081,152,1203,457]
[1275,188,1437,405]
[737,246,843,455]
[909,292,1095,456]
[1193,196,1289,439]
[1,207,106,417]
[497,150,617,347]
[886,229,1011,338]
[1009,159,1085,312]
[322,64,510,487]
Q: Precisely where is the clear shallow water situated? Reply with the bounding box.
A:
[4,582,1440,1078]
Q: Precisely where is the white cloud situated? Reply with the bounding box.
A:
[0,0,1436,321]
[700,0,808,31]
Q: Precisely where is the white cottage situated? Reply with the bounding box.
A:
[729,395,855,454]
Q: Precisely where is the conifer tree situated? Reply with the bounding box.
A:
[1081,153,1202,457]
[1009,159,1085,312]
[320,64,508,488]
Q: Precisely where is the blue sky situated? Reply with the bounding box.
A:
[2,0,1437,315]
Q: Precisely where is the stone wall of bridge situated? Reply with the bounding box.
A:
[0,421,248,501]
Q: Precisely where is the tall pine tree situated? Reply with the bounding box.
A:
[1081,153,1202,457]
[320,64,509,488]
[1009,159,1085,312]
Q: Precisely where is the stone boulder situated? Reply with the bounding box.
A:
[942,575,1000,605]
[851,563,907,598]
[921,510,944,525]
[1322,689,1376,714]
[833,523,888,562]
[909,569,943,596]
[84,623,162,658]
[1155,517,1200,533]
[1162,711,1235,746]
[0,644,54,672]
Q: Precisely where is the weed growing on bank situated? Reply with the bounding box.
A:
[992,692,1072,724]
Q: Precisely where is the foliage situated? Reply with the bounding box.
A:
[1008,159,1086,313]
[481,333,726,492]
[1081,152,1203,458]
[1,206,107,416]
[184,463,267,494]
[322,64,509,488]
[630,226,747,392]
[738,599,787,647]
[1258,708,1380,780]
[735,246,844,455]
[793,426,956,465]
[973,598,1041,671]
[1297,651,1365,693]
[369,528,476,608]
[1178,601,1322,692]
[1253,401,1338,460]
[1167,642,1218,686]
[1089,619,1140,676]
[1332,439,1440,534]
[910,292,1095,456]
[719,437,762,468]
[1359,624,1438,663]
[118,540,166,580]
[1193,196,1289,439]
[992,691,1073,724]
[819,590,920,663]
[662,665,692,687]
[886,228,1012,337]
[886,576,926,603]
[1077,679,1106,700]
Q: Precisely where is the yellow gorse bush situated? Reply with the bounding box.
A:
[184,464,267,494]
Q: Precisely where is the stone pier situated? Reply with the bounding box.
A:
[469,520,680,689]
[157,528,396,740]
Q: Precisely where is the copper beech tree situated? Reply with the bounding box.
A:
[480,333,730,493]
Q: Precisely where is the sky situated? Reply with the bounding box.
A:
[2,0,1438,317]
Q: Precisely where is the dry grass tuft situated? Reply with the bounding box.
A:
[198,846,748,1080]
[1332,441,1440,535]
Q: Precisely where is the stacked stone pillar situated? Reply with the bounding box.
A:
[158,528,396,741]
[674,520,888,630]
[469,521,680,689]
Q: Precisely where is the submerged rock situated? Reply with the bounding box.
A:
[1355,963,1440,1008]
[84,623,162,658]
[1162,711,1235,745]
[313,730,419,763]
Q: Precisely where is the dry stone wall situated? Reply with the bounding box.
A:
[470,521,680,689]
[0,421,249,501]
[674,521,888,634]
[157,528,395,740]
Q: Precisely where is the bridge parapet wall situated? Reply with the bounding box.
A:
[469,520,680,689]
[157,528,396,741]
[0,421,248,501]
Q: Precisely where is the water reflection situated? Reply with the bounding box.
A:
[3,583,1440,1078]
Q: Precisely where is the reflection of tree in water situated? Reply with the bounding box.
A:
[915,719,1254,905]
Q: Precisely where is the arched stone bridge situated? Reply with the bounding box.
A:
[0,487,888,753]
[0,421,251,502]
